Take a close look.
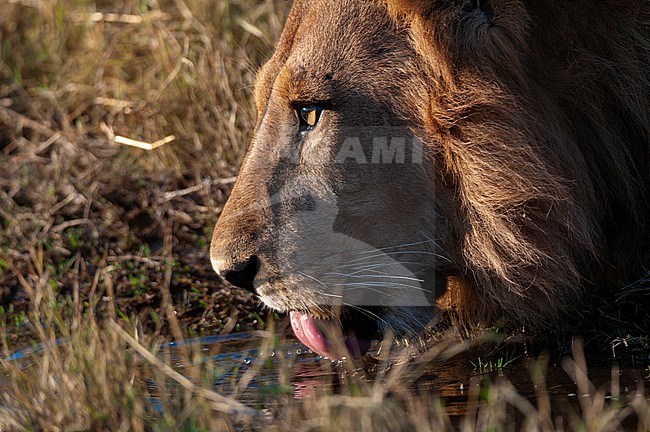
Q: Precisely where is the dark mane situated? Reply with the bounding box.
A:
[387,0,650,328]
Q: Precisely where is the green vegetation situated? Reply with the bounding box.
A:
[0,1,648,430]
[471,350,519,376]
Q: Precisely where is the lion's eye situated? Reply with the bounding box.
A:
[297,106,323,132]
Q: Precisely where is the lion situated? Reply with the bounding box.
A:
[210,0,650,358]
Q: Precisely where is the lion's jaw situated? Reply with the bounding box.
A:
[210,0,450,358]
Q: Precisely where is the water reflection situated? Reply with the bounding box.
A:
[156,331,649,419]
[7,329,647,422]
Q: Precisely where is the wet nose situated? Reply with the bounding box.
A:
[218,255,261,293]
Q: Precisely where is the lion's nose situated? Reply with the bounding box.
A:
[217,255,261,293]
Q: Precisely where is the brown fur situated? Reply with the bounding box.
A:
[211,0,650,335]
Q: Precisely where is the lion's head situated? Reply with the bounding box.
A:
[211,0,650,358]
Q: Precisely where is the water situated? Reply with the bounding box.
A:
[150,332,649,418]
[6,330,648,422]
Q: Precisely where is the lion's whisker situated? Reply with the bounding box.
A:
[333,261,432,273]
[333,281,434,293]
[296,271,343,299]
[323,272,425,283]
[356,238,441,254]
[347,250,452,264]
[341,303,390,327]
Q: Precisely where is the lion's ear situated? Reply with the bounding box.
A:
[385,0,493,18]
[386,0,529,76]
[384,0,432,17]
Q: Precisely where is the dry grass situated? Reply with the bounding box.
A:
[1,269,648,431]
[0,0,290,335]
[0,1,649,431]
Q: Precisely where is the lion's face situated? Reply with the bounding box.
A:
[211,0,453,357]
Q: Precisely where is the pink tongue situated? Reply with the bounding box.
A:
[289,311,371,359]
[290,311,334,358]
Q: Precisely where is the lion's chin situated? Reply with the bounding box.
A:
[289,310,374,359]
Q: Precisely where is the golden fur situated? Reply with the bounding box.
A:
[211,0,650,336]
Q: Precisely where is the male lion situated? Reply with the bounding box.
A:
[211,0,650,358]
